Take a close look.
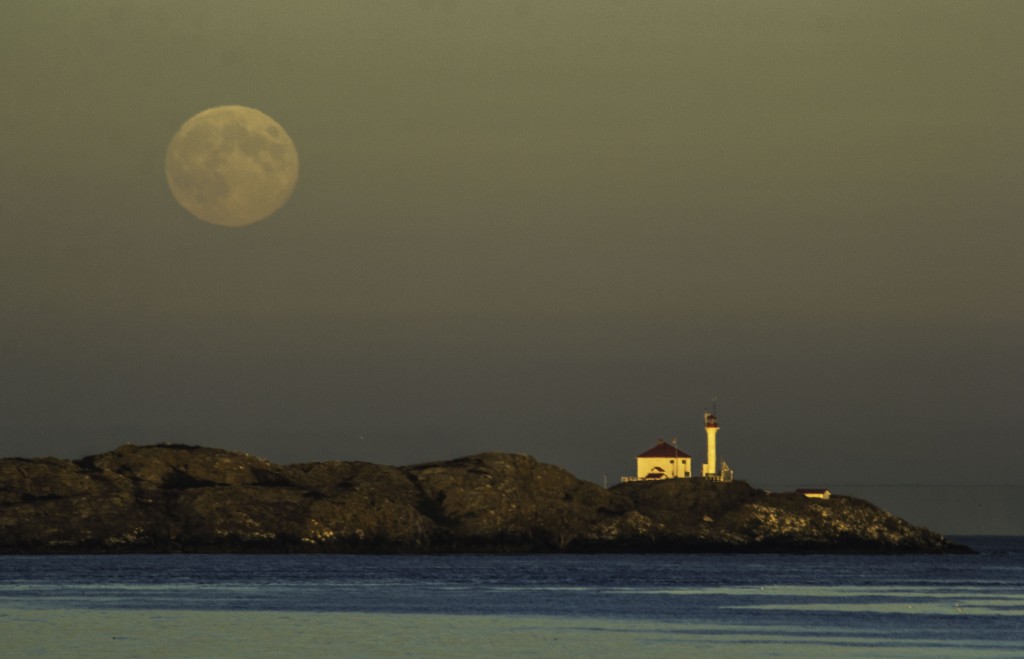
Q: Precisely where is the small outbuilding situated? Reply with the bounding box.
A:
[797,488,831,500]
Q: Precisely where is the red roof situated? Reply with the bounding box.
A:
[637,440,691,459]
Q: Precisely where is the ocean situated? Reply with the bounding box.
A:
[1,537,1021,657]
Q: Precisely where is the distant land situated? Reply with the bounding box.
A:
[0,444,971,554]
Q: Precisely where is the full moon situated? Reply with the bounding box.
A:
[165,105,299,227]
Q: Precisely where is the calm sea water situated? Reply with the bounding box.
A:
[0,537,1021,657]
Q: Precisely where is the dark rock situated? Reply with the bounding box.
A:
[405,452,632,550]
[78,444,303,489]
[0,444,971,554]
[610,478,967,553]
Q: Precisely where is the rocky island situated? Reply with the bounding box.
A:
[0,444,970,554]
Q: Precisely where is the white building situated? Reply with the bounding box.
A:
[633,440,692,481]
[622,408,736,484]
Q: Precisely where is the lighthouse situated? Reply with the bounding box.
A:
[701,409,719,478]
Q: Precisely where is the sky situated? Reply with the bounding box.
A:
[2,1,1022,535]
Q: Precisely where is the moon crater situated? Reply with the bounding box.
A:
[165,105,299,227]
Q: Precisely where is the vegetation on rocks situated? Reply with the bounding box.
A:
[0,444,970,554]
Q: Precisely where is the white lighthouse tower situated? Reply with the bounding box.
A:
[701,408,719,479]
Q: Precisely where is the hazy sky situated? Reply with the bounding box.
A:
[2,1,1022,534]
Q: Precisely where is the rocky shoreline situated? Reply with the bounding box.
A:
[0,444,971,554]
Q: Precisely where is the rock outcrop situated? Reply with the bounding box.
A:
[0,444,970,554]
